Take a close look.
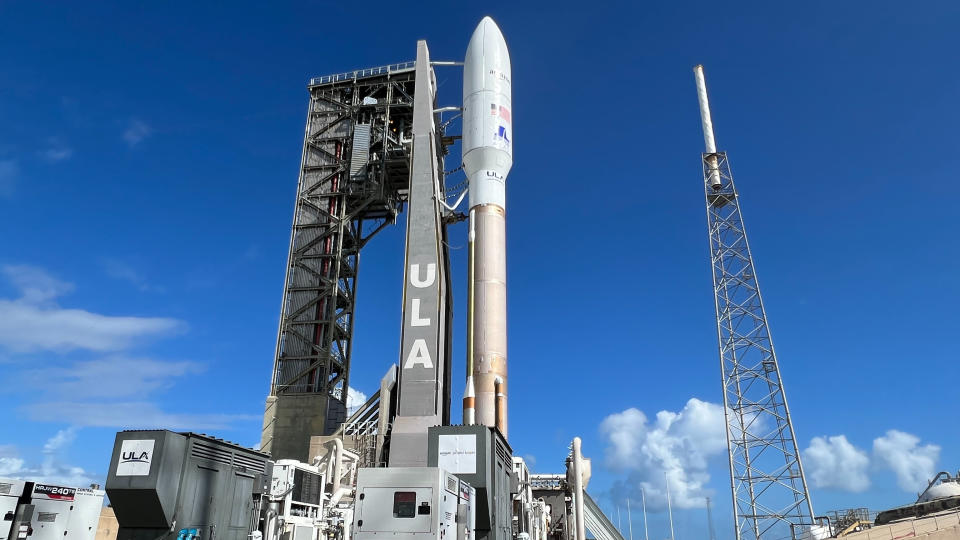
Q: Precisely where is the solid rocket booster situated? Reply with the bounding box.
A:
[462,16,512,438]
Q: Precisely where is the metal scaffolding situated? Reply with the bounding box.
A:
[704,151,815,540]
[262,63,416,460]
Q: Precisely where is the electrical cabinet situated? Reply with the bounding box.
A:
[353,468,475,540]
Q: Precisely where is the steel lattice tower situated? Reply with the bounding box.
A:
[694,66,815,540]
[261,63,418,461]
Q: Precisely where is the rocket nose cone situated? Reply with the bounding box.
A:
[465,16,511,85]
[468,16,507,49]
[478,16,500,35]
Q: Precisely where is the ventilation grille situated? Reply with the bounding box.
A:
[349,123,371,177]
[191,442,232,466]
[292,469,323,506]
[234,452,268,473]
[495,439,510,467]
[38,513,57,523]
[446,475,458,493]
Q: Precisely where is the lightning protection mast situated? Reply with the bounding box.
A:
[693,65,815,540]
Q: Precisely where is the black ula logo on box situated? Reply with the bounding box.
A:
[121,451,150,463]
[116,439,155,476]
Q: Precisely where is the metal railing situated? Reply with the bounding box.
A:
[848,509,960,540]
[310,61,416,86]
[530,474,565,490]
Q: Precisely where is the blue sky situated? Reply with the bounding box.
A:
[0,2,957,539]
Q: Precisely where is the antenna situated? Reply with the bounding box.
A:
[641,488,650,540]
[666,473,676,540]
[628,499,635,540]
[693,64,815,540]
[707,497,718,540]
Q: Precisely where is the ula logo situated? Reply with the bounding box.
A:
[117,439,155,476]
[121,451,150,463]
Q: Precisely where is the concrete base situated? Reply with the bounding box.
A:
[388,416,439,467]
[261,394,345,462]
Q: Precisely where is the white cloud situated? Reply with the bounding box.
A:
[3,264,75,304]
[0,264,181,352]
[873,430,940,492]
[347,387,368,416]
[123,119,152,147]
[24,402,258,431]
[0,445,26,477]
[24,356,204,399]
[0,159,17,197]
[1,264,250,434]
[803,435,870,492]
[43,426,78,453]
[40,139,73,162]
[0,428,96,487]
[17,357,254,430]
[100,258,163,292]
[601,398,727,509]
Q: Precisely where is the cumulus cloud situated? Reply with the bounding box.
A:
[123,119,152,146]
[873,430,940,492]
[346,387,368,416]
[0,264,181,352]
[803,435,870,492]
[0,159,18,197]
[0,428,96,487]
[601,398,727,510]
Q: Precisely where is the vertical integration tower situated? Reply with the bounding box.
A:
[262,62,421,461]
[693,65,815,540]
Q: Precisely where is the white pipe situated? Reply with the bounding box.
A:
[693,65,722,190]
[324,439,344,493]
[694,65,717,154]
[329,487,350,507]
[573,437,586,540]
[494,376,506,433]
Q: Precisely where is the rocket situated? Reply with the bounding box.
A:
[462,17,512,438]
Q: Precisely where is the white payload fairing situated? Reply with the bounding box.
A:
[462,16,512,438]
[463,16,513,209]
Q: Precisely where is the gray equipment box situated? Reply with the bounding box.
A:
[105,430,271,540]
[426,426,513,540]
[353,468,474,540]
